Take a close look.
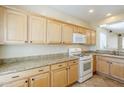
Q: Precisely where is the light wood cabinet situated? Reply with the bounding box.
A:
[47,20,62,44]
[2,79,28,87]
[86,30,91,44]
[62,24,73,44]
[51,67,67,87]
[28,15,46,44]
[91,31,96,45]
[96,55,124,81]
[78,27,86,35]
[68,64,78,85]
[0,7,5,44]
[30,72,50,87]
[73,26,79,33]
[110,62,124,80]
[96,56,109,74]
[5,9,27,43]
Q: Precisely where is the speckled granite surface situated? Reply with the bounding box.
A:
[0,53,78,76]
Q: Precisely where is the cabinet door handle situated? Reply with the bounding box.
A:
[25,80,28,83]
[12,76,19,78]
[38,69,44,72]
[32,78,35,81]
[30,41,32,43]
[25,41,28,43]
[58,65,62,67]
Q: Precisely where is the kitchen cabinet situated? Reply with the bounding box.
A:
[68,61,78,85]
[0,7,5,44]
[73,26,79,33]
[62,24,73,44]
[28,15,46,44]
[5,9,27,43]
[78,27,86,35]
[110,62,124,80]
[86,30,91,45]
[51,62,68,87]
[47,19,62,44]
[2,79,28,87]
[96,56,109,75]
[96,55,124,81]
[91,31,96,45]
[51,68,67,87]
[30,72,50,87]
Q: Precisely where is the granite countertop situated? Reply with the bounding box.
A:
[95,53,124,59]
[0,55,78,76]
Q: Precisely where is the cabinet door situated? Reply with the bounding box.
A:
[5,9,27,43]
[47,20,62,44]
[2,79,28,87]
[30,72,50,87]
[91,31,96,45]
[0,7,5,44]
[62,24,73,44]
[110,62,124,80]
[96,56,109,74]
[86,30,91,45]
[68,64,78,85]
[28,15,46,44]
[51,68,67,87]
[78,27,86,35]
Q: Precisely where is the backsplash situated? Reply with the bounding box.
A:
[0,44,94,59]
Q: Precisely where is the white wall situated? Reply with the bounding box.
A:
[0,45,91,59]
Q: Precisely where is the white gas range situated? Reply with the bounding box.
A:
[68,48,93,83]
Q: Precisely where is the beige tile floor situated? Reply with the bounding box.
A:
[72,75,124,87]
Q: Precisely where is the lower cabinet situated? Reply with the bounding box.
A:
[110,62,124,80]
[68,63,78,85]
[96,55,124,81]
[2,78,29,87]
[0,59,78,87]
[29,72,50,87]
[96,57,109,75]
[51,68,68,87]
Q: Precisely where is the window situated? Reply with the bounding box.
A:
[99,32,107,49]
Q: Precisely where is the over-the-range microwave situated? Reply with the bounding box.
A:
[73,33,86,44]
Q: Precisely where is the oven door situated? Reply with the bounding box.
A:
[79,60,92,77]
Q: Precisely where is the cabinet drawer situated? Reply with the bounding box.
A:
[31,66,50,75]
[68,60,78,66]
[51,62,67,70]
[0,66,50,84]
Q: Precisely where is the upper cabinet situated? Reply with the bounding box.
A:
[28,15,46,44]
[78,27,86,35]
[0,6,96,45]
[62,24,73,44]
[91,31,96,45]
[47,19,62,44]
[0,7,5,44]
[5,9,27,43]
[86,30,91,45]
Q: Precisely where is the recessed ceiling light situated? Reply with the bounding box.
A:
[106,13,112,17]
[89,9,94,13]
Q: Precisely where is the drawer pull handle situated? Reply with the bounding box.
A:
[25,81,28,83]
[12,76,19,78]
[32,78,35,81]
[39,69,44,72]
[73,62,76,63]
[58,65,62,67]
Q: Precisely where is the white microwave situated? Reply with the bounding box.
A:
[73,33,86,44]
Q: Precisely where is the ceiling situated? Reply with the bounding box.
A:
[49,5,124,24]
[100,21,124,33]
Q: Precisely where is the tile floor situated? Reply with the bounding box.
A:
[72,75,124,87]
